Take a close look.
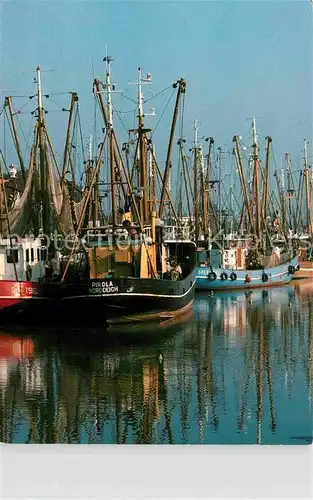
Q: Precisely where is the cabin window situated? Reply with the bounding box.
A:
[37,249,40,261]
[25,249,30,263]
[30,248,34,262]
[41,248,47,262]
[6,249,19,264]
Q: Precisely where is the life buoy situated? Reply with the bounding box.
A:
[245,274,251,283]
[262,273,269,283]
[230,272,237,281]
[288,265,295,275]
[220,272,228,281]
[208,271,217,281]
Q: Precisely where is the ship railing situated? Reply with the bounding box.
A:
[163,225,192,242]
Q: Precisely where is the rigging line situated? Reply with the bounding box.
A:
[42,109,67,114]
[0,149,8,173]
[114,108,136,114]
[119,92,137,105]
[77,105,86,165]
[92,92,98,181]
[67,105,79,181]
[13,98,35,114]
[151,87,176,137]
[180,92,185,139]
[22,121,33,159]
[14,112,35,116]
[44,96,70,111]
[4,108,18,156]
[271,144,277,168]
[133,109,136,131]
[143,84,173,104]
[15,111,30,149]
[43,92,72,96]
[8,95,36,98]
[112,102,129,134]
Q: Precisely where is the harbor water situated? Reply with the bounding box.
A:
[0,281,312,444]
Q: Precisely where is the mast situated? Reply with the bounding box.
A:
[285,153,294,230]
[138,67,149,224]
[94,75,127,203]
[61,134,108,282]
[148,143,156,213]
[217,146,224,232]
[158,78,186,219]
[262,136,272,224]
[193,119,199,242]
[104,56,117,228]
[295,170,305,234]
[252,117,262,245]
[128,68,156,225]
[89,134,99,227]
[178,139,192,220]
[203,138,214,240]
[280,162,286,234]
[5,97,26,183]
[36,65,49,236]
[61,92,78,185]
[233,136,254,233]
[303,139,312,236]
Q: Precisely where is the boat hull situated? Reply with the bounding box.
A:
[0,280,50,311]
[53,272,196,326]
[0,271,196,327]
[195,256,299,291]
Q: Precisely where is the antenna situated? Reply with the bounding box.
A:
[103,55,114,66]
[194,119,198,148]
[304,138,309,169]
[93,55,123,127]
[88,134,93,162]
[128,67,156,122]
[103,56,114,127]
[23,66,55,79]
[251,117,258,149]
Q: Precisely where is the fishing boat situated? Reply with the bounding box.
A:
[196,237,299,291]
[273,141,313,280]
[294,140,313,279]
[0,66,89,323]
[193,118,299,290]
[0,68,58,318]
[0,235,47,311]
[43,62,197,327]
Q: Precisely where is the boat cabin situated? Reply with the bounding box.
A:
[85,223,197,281]
[0,236,46,282]
[197,246,248,270]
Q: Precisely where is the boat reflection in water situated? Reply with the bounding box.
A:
[0,284,312,444]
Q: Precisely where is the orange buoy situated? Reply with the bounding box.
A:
[245,274,251,283]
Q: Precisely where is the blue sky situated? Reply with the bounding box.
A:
[0,0,312,180]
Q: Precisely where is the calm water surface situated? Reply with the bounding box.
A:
[0,281,312,444]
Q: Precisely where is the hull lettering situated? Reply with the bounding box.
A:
[89,281,119,294]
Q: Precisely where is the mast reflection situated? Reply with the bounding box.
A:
[0,284,311,444]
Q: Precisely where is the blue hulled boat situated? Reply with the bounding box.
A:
[196,245,299,291]
[193,116,300,292]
